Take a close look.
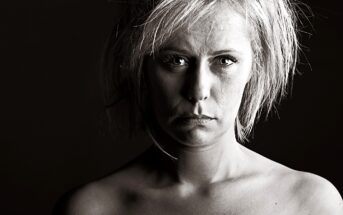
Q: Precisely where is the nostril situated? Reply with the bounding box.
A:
[187,95,208,103]
[187,96,194,103]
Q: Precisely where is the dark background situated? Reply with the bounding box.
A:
[1,0,342,214]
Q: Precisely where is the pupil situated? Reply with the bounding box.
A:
[175,58,183,64]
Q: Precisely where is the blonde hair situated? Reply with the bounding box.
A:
[102,0,302,142]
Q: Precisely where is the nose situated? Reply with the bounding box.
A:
[184,61,211,103]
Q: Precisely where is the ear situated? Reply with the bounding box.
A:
[246,69,253,84]
[141,55,151,92]
[245,56,257,84]
[139,55,153,114]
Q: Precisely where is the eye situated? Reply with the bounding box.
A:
[159,54,189,67]
[171,56,187,66]
[214,55,237,66]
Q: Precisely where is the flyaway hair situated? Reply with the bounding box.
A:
[102,0,306,142]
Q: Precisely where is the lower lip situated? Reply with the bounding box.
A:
[175,117,214,127]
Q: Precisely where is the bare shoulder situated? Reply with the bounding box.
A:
[52,148,159,215]
[53,161,147,215]
[244,147,343,214]
[290,171,343,214]
[52,179,122,215]
[266,160,343,214]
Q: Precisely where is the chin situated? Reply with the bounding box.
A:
[169,127,219,149]
[167,119,236,148]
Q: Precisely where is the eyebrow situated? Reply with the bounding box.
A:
[210,50,239,55]
[158,47,192,55]
[158,47,240,56]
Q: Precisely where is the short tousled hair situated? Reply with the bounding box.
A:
[102,0,304,142]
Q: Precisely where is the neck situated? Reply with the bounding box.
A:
[176,132,242,186]
[149,126,244,187]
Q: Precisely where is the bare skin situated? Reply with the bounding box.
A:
[57,145,343,215]
[55,3,343,215]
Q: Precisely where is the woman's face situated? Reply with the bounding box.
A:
[146,5,253,148]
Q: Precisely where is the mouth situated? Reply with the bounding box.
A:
[174,114,216,126]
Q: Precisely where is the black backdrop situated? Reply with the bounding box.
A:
[1,0,342,214]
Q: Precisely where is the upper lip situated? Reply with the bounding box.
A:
[178,114,215,120]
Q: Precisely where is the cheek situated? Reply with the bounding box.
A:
[147,66,183,112]
[217,60,252,108]
[214,77,248,116]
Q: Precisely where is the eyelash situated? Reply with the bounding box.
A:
[159,55,189,67]
[213,55,238,66]
[158,54,237,72]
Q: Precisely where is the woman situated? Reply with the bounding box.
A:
[56,0,343,214]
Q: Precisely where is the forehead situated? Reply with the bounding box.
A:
[160,4,251,54]
[190,4,248,34]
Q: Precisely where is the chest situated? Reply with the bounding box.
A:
[119,187,300,215]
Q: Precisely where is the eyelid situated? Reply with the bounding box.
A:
[212,55,238,65]
[158,54,189,65]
